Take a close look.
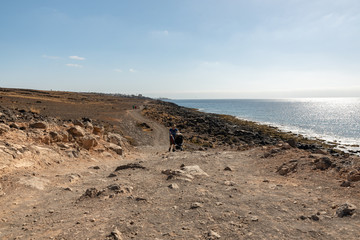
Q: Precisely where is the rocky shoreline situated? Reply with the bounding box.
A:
[143,100,347,154]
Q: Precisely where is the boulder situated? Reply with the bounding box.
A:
[107,143,123,155]
[93,126,104,136]
[162,165,208,182]
[314,157,332,170]
[84,121,94,131]
[59,131,69,142]
[9,123,19,129]
[287,139,297,148]
[73,119,84,127]
[277,160,298,176]
[347,170,360,182]
[108,227,123,240]
[0,123,10,134]
[67,126,85,137]
[49,131,60,142]
[181,165,209,177]
[30,121,48,129]
[336,203,356,217]
[80,135,98,150]
[106,133,124,146]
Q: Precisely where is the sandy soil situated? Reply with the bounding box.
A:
[0,88,359,240]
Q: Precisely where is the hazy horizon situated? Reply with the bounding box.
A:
[1,0,360,99]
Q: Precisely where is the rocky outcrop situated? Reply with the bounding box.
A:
[0,123,10,134]
[0,105,128,173]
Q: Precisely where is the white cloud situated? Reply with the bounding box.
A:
[114,69,123,72]
[66,63,83,68]
[150,30,169,37]
[42,54,60,60]
[129,68,136,73]
[69,56,86,60]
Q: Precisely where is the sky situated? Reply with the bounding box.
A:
[1,0,360,99]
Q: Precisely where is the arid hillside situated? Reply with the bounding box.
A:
[0,88,359,240]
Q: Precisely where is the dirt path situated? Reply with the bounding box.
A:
[126,109,169,152]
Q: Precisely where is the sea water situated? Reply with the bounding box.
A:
[169,98,360,152]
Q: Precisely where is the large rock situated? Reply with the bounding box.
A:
[336,203,356,217]
[276,160,298,176]
[93,126,104,136]
[30,121,48,129]
[80,135,98,150]
[73,119,84,127]
[0,123,10,134]
[314,157,332,170]
[106,133,124,146]
[67,126,85,137]
[162,165,208,182]
[84,121,93,131]
[107,143,123,155]
[347,170,360,182]
[108,227,123,240]
[181,165,209,177]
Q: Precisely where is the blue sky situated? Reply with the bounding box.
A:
[1,0,360,99]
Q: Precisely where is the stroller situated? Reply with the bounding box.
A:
[174,133,184,151]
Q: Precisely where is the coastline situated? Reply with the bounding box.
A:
[144,99,352,157]
[166,99,360,155]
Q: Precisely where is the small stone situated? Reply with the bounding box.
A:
[190,202,203,209]
[340,180,351,188]
[49,210,54,213]
[224,181,235,186]
[168,183,179,190]
[263,179,269,183]
[310,215,319,221]
[90,218,95,222]
[108,173,117,178]
[251,216,259,222]
[208,230,221,238]
[299,215,307,220]
[224,166,232,171]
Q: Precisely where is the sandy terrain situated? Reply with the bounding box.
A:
[0,88,359,239]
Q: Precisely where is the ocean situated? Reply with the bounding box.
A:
[169,98,360,152]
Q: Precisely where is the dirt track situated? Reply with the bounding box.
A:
[0,89,360,239]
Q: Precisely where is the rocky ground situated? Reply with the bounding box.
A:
[0,88,359,239]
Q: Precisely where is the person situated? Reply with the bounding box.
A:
[169,125,178,152]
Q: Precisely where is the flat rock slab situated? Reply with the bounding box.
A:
[19,176,50,190]
[114,163,146,171]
